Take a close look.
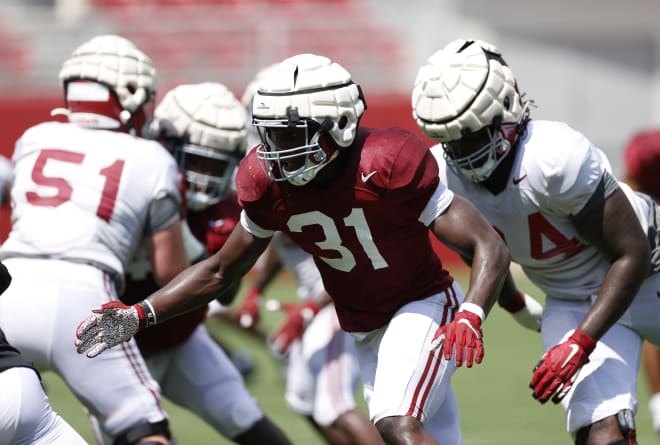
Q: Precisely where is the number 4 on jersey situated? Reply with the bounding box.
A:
[528,212,585,260]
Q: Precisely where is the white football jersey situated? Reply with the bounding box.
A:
[436,120,653,300]
[1,121,181,279]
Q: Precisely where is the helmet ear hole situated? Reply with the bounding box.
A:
[503,96,511,111]
[337,115,348,130]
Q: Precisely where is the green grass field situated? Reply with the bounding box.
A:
[44,268,658,444]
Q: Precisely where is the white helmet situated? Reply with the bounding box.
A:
[57,34,157,136]
[252,53,366,186]
[412,39,529,182]
[241,63,281,149]
[153,82,248,211]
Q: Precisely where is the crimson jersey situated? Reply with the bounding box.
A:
[122,192,242,353]
[237,126,454,332]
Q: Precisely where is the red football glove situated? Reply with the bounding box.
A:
[236,288,262,329]
[529,329,596,404]
[269,300,320,355]
[75,301,148,358]
[432,305,484,368]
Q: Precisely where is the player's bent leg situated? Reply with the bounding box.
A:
[353,289,464,445]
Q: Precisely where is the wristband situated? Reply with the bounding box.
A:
[570,329,597,354]
[458,302,485,321]
[136,300,158,331]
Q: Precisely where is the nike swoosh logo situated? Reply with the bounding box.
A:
[513,174,527,185]
[458,318,480,337]
[560,344,580,369]
[361,171,377,182]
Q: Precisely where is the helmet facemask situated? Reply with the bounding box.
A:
[443,120,516,183]
[254,107,335,186]
[178,143,240,211]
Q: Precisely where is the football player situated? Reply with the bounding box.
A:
[75,52,511,445]
[0,34,189,445]
[236,231,386,445]
[412,38,660,445]
[622,129,660,435]
[115,82,292,445]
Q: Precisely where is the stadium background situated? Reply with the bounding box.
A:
[1,0,659,443]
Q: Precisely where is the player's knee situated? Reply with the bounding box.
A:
[574,410,637,445]
[375,415,424,443]
[113,419,172,445]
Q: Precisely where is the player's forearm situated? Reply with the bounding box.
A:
[465,239,510,316]
[579,254,649,340]
[145,255,229,324]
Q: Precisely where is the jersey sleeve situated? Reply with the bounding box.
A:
[235,148,270,204]
[378,129,444,224]
[143,147,183,235]
[418,145,454,226]
[240,210,275,239]
[525,124,607,217]
[235,148,280,233]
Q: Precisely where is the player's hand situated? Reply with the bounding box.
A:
[529,329,596,404]
[236,288,262,329]
[75,301,145,358]
[268,300,320,355]
[431,305,484,367]
[501,292,543,332]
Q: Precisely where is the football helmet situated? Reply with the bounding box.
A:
[241,63,280,149]
[252,53,366,186]
[412,39,529,182]
[153,82,248,211]
[56,34,156,136]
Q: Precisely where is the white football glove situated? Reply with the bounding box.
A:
[75,301,143,358]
